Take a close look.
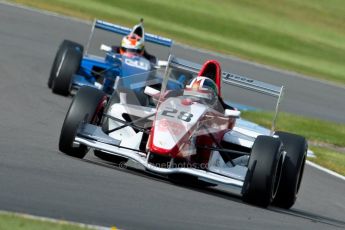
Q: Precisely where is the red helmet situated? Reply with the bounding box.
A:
[184,76,218,103]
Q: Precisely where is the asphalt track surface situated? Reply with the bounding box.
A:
[0,2,344,230]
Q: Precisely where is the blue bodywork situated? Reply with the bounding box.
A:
[72,52,153,95]
[70,19,175,95]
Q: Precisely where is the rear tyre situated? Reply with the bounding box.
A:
[242,136,284,207]
[273,131,307,209]
[50,40,83,95]
[59,87,107,158]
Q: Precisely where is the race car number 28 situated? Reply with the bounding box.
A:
[161,108,193,122]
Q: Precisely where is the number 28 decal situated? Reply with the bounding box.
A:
[161,108,193,122]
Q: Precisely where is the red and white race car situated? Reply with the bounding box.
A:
[58,56,307,208]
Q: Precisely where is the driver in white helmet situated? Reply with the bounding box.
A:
[112,20,157,64]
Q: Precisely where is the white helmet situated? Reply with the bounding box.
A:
[120,34,144,56]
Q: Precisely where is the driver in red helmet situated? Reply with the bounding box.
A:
[184,76,219,107]
[162,60,236,113]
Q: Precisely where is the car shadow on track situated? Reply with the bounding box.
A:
[270,207,345,229]
[66,152,345,229]
[83,154,244,203]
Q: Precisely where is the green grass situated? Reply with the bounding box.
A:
[11,0,345,85]
[242,111,345,147]
[308,146,345,176]
[242,111,345,175]
[0,212,94,230]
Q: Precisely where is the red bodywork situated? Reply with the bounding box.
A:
[198,60,222,96]
[148,60,234,165]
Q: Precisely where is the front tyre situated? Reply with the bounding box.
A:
[48,40,83,88]
[273,131,307,209]
[51,40,83,95]
[59,87,107,158]
[242,136,284,207]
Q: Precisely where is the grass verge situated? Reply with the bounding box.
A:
[0,212,95,230]
[242,111,345,176]
[307,146,345,176]
[9,0,345,85]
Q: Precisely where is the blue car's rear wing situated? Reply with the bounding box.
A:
[85,19,173,54]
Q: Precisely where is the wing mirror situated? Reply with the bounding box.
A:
[100,44,112,52]
[154,60,168,69]
[157,60,168,66]
[144,86,160,97]
[224,109,241,118]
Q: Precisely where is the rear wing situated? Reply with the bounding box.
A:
[221,71,284,134]
[168,56,284,133]
[85,19,173,54]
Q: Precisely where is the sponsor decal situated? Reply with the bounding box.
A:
[222,72,254,83]
[124,58,149,70]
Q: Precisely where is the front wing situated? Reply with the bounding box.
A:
[75,122,245,194]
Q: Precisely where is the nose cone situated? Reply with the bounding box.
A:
[148,97,206,157]
[149,118,187,157]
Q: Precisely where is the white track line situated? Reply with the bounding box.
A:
[306,160,345,181]
[1,0,344,180]
[0,210,120,230]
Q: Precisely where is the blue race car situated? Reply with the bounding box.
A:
[48,19,173,96]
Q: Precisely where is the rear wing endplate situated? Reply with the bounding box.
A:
[168,56,284,133]
[85,20,173,54]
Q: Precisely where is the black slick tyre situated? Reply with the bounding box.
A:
[50,40,83,95]
[48,40,83,88]
[273,131,307,209]
[242,135,284,208]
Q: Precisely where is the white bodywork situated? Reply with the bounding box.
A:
[152,97,207,151]
[102,95,268,184]
[223,118,271,148]
[105,94,272,155]
[107,103,155,150]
